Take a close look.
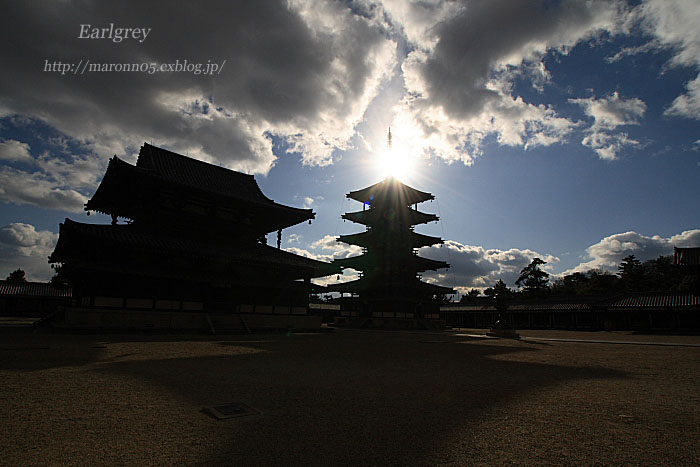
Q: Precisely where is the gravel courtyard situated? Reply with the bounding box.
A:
[1,327,699,465]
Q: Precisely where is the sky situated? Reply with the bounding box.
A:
[0,0,699,294]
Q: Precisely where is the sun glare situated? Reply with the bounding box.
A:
[373,127,416,181]
[376,146,414,181]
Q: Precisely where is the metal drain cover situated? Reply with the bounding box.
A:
[204,402,260,420]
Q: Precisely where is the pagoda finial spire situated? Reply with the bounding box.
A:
[387,127,392,150]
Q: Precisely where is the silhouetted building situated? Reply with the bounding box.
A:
[441,293,700,331]
[0,280,71,317]
[327,177,452,325]
[674,247,700,267]
[49,143,337,330]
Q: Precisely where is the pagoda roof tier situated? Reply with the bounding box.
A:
[347,177,434,206]
[326,277,453,296]
[333,254,448,273]
[342,207,438,226]
[86,144,314,233]
[338,230,443,249]
[50,219,338,279]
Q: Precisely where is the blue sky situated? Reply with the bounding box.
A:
[1,0,699,293]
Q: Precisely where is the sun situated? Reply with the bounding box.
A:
[375,147,413,181]
[373,128,415,181]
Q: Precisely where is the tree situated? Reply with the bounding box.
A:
[551,270,621,296]
[642,255,685,292]
[583,270,621,296]
[49,264,70,287]
[551,272,587,296]
[676,273,700,294]
[618,255,645,292]
[617,255,641,277]
[434,293,454,303]
[459,288,481,303]
[6,268,27,282]
[483,279,512,298]
[492,279,511,296]
[515,258,549,293]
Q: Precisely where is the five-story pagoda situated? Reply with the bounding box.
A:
[327,175,453,323]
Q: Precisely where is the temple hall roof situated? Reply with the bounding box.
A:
[50,219,338,278]
[86,144,314,232]
[137,143,273,204]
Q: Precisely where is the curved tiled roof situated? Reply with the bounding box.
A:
[50,219,338,277]
[342,207,438,226]
[85,144,314,232]
[347,177,434,206]
[338,230,443,249]
[137,143,272,204]
[0,281,72,298]
[333,253,448,273]
[608,294,700,308]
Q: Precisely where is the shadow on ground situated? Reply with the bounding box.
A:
[3,328,697,464]
[42,330,628,463]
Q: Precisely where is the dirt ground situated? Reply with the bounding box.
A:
[1,326,699,465]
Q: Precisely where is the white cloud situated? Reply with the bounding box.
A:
[0,166,88,212]
[0,139,32,162]
[570,92,646,159]
[0,132,105,212]
[299,195,324,208]
[632,0,700,119]
[283,235,362,264]
[284,246,331,263]
[562,229,700,275]
[0,223,58,281]
[570,92,646,129]
[580,130,642,161]
[286,233,302,245]
[419,240,559,293]
[665,76,700,119]
[381,0,462,48]
[35,151,104,190]
[310,234,363,259]
[285,234,364,287]
[390,0,625,164]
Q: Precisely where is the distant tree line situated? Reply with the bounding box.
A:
[2,264,69,287]
[6,252,699,298]
[461,254,700,302]
[5,268,27,282]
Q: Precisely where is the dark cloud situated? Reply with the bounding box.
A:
[0,0,395,171]
[422,0,614,118]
